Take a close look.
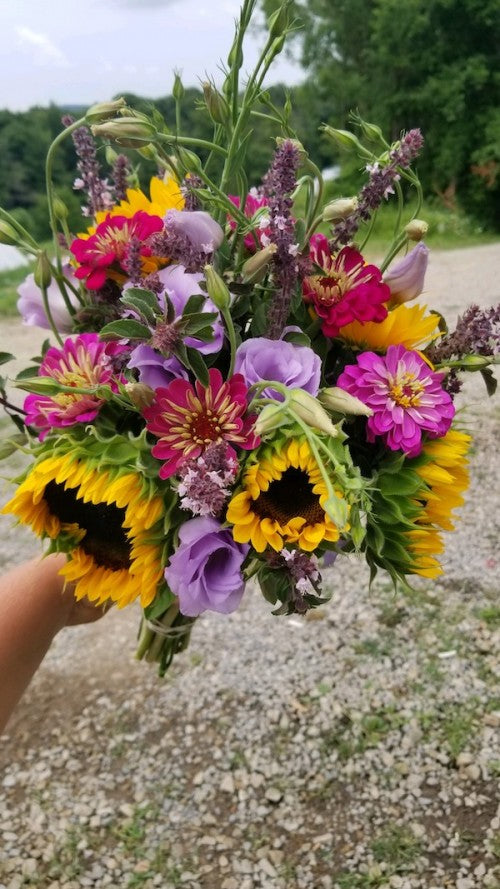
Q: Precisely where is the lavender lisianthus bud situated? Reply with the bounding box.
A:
[384,242,429,305]
[234,337,321,401]
[17,266,80,333]
[164,209,224,253]
[165,516,249,617]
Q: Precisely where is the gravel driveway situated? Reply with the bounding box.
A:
[0,244,499,889]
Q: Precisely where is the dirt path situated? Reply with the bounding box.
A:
[0,243,499,889]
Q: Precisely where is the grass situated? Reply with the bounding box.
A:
[321,706,405,762]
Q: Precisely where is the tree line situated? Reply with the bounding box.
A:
[1,0,499,239]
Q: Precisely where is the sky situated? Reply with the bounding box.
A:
[0,0,303,112]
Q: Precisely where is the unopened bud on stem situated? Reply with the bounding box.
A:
[85,97,127,124]
[91,117,157,147]
[322,197,358,223]
[34,251,52,289]
[405,219,429,241]
[204,265,231,311]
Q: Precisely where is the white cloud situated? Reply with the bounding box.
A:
[16,26,69,67]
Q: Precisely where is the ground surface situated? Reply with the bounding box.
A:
[0,244,499,889]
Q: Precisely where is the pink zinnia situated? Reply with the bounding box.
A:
[337,344,455,457]
[143,368,260,479]
[70,210,164,290]
[303,234,389,337]
[24,334,125,440]
[228,191,271,252]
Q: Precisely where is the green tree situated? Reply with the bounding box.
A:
[262,0,500,228]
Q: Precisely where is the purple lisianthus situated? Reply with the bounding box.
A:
[165,516,249,617]
[164,209,224,253]
[17,266,80,333]
[234,336,321,400]
[384,242,429,304]
[156,264,224,354]
[127,344,189,389]
[336,344,455,457]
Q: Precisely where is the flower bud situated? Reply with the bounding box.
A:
[34,251,52,289]
[85,97,127,123]
[105,145,119,166]
[405,219,429,241]
[91,118,157,147]
[322,126,364,153]
[358,120,385,145]
[254,402,288,436]
[176,147,203,174]
[125,382,155,409]
[319,387,373,417]
[456,355,492,370]
[289,389,338,437]
[241,244,277,283]
[322,197,358,223]
[384,242,429,305]
[172,70,184,102]
[267,1,291,39]
[204,265,231,311]
[53,196,69,221]
[0,220,21,246]
[202,81,230,125]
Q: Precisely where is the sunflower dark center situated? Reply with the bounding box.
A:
[43,481,132,571]
[253,467,324,527]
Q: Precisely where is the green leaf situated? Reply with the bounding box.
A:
[183,294,206,315]
[120,294,158,326]
[480,366,497,396]
[0,434,27,461]
[16,366,42,380]
[0,352,14,365]
[100,319,151,340]
[185,347,210,386]
[181,311,217,337]
[144,586,176,621]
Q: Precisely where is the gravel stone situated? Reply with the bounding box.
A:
[1,245,500,887]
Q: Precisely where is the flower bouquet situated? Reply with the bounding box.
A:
[1,0,499,676]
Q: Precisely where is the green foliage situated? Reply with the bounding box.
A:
[261,0,500,230]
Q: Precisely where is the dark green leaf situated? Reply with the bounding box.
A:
[480,366,497,396]
[100,319,151,340]
[185,347,210,386]
[183,294,206,315]
[0,352,14,365]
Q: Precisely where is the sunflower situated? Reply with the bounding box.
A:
[366,428,471,582]
[405,429,471,577]
[226,437,349,553]
[339,302,441,352]
[2,451,166,608]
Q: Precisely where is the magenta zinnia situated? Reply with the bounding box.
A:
[143,368,260,479]
[70,210,164,290]
[24,334,124,440]
[336,344,455,457]
[303,234,389,337]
